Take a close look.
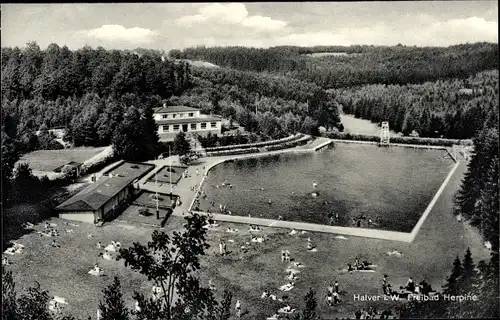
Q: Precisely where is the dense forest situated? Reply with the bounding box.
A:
[167,66,340,138]
[332,70,499,138]
[170,43,499,88]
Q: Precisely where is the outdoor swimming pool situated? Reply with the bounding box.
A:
[196,143,455,232]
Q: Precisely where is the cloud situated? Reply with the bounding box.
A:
[176,3,287,31]
[425,17,498,44]
[241,16,287,31]
[79,24,158,44]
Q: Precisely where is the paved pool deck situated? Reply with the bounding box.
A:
[136,137,464,242]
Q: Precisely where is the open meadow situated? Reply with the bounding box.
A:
[17,147,109,172]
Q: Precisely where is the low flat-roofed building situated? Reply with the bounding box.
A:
[55,162,154,224]
[53,161,83,178]
[153,104,222,141]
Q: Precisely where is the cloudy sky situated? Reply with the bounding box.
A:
[1,2,498,50]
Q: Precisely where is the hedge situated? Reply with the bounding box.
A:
[326,132,473,147]
[206,147,260,157]
[205,133,303,152]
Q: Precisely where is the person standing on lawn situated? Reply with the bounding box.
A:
[235,300,241,318]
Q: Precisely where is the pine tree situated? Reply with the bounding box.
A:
[443,256,462,295]
[474,156,499,251]
[460,248,476,293]
[98,276,129,320]
[139,106,160,159]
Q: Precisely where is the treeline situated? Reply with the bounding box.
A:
[332,70,499,139]
[168,66,341,138]
[169,42,499,88]
[2,42,190,100]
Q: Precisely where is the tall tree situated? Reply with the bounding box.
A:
[443,256,462,295]
[118,213,217,320]
[98,276,129,320]
[112,106,158,161]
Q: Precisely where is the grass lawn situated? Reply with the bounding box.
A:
[17,147,108,172]
[3,162,490,319]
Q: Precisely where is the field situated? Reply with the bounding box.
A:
[17,147,109,172]
[3,161,490,319]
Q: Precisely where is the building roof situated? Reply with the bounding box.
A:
[55,162,154,212]
[153,105,200,113]
[156,116,222,125]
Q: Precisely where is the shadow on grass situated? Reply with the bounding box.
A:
[2,201,54,249]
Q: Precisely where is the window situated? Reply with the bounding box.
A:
[162,125,169,132]
[188,113,194,117]
[179,113,184,118]
[162,114,168,119]
[172,114,177,118]
[201,123,207,129]
[173,125,180,131]
[190,123,197,130]
[211,122,217,128]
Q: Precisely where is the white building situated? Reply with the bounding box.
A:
[153,105,222,141]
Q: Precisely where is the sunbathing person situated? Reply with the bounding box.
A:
[279,282,295,292]
[278,305,295,314]
[103,251,113,260]
[97,242,102,249]
[306,242,316,251]
[405,277,415,292]
[51,240,61,248]
[333,291,341,304]
[209,279,216,291]
[327,294,333,306]
[285,250,291,262]
[287,272,298,281]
